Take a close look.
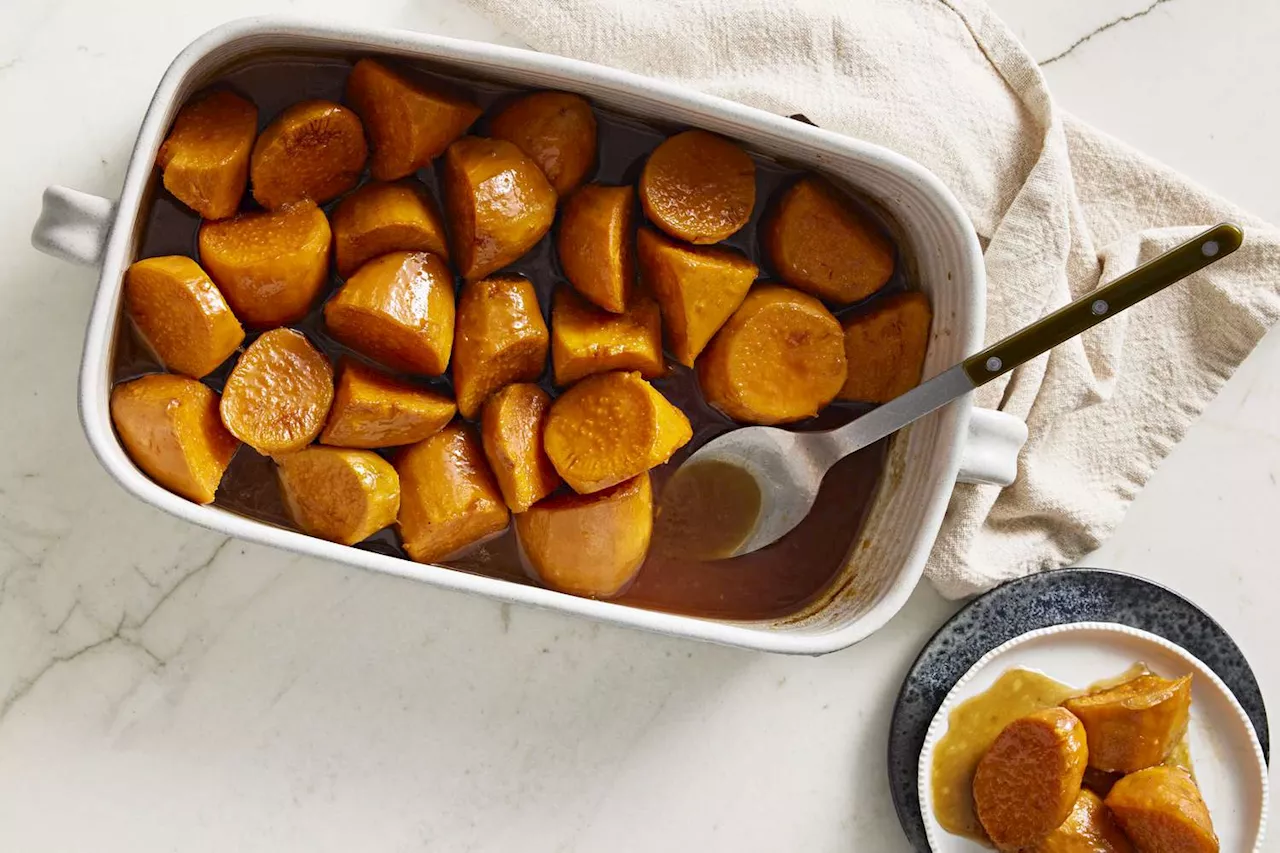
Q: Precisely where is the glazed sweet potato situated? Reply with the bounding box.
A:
[639,129,755,244]
[452,274,550,419]
[490,91,597,196]
[1064,673,1193,774]
[324,251,456,376]
[838,291,932,403]
[557,183,634,312]
[1032,789,1133,853]
[345,58,482,181]
[1106,766,1218,853]
[156,89,257,220]
[124,255,244,379]
[636,227,756,366]
[697,284,847,425]
[278,447,400,545]
[516,472,652,598]
[330,181,450,277]
[480,383,561,512]
[110,374,239,504]
[250,100,367,209]
[220,328,334,456]
[551,286,663,386]
[319,359,456,449]
[765,175,895,304]
[443,136,557,281]
[543,370,691,494]
[396,423,509,563]
[198,201,331,327]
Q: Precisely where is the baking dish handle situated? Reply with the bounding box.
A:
[32,186,116,268]
[956,407,1027,487]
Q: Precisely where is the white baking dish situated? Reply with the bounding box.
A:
[32,17,1026,655]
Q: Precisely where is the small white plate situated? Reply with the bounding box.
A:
[917,621,1269,852]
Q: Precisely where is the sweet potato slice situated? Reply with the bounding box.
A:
[220,328,334,456]
[452,274,549,419]
[639,130,755,244]
[516,472,652,598]
[1106,766,1218,853]
[490,91,597,196]
[1032,789,1133,853]
[480,383,561,512]
[636,227,756,366]
[250,100,367,209]
[346,58,481,181]
[838,291,932,403]
[544,371,691,494]
[331,180,449,277]
[124,255,244,379]
[110,374,239,504]
[319,359,455,449]
[556,183,634,312]
[396,423,509,563]
[765,175,895,304]
[697,284,846,425]
[156,89,257,220]
[443,136,557,281]
[277,446,400,545]
[1064,673,1193,774]
[551,286,663,386]
[198,201,331,327]
[324,251,455,376]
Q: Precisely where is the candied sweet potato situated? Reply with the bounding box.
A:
[346,58,481,181]
[250,100,367,209]
[444,136,557,281]
[319,359,455,449]
[636,227,756,366]
[124,255,244,379]
[697,284,847,425]
[1106,766,1218,853]
[639,130,755,244]
[551,286,663,386]
[557,183,634,312]
[1032,789,1134,853]
[324,250,455,376]
[765,175,895,304]
[516,472,652,598]
[396,423,509,563]
[838,291,932,403]
[1064,673,1193,774]
[544,371,691,494]
[198,201,331,327]
[331,181,449,277]
[490,91,597,196]
[452,274,549,419]
[480,383,561,512]
[156,89,257,220]
[220,328,334,456]
[110,373,239,504]
[277,446,400,545]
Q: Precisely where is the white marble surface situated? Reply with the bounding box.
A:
[2,1,1278,850]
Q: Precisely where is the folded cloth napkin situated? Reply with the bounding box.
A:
[461,0,1280,597]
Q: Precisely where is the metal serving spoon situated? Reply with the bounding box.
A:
[660,223,1243,560]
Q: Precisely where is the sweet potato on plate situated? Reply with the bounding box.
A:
[156,89,257,220]
[220,328,334,457]
[277,446,400,545]
[639,129,755,244]
[1031,789,1133,853]
[557,183,634,312]
[490,91,597,196]
[1106,766,1218,853]
[250,100,367,209]
[838,291,932,403]
[551,286,664,386]
[480,383,561,513]
[319,359,456,449]
[1065,673,1193,774]
[452,274,550,419]
[124,255,244,379]
[330,180,450,278]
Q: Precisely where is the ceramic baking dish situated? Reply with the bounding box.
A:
[32,17,1027,655]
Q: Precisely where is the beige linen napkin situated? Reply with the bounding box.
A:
[461,0,1280,597]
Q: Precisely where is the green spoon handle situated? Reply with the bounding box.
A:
[962,223,1244,386]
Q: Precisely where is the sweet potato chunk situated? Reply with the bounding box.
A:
[639,130,755,244]
[973,707,1089,851]
[557,183,634,312]
[452,274,549,419]
[480,383,561,512]
[156,90,257,220]
[124,256,244,379]
[277,447,399,545]
[544,371,691,494]
[551,286,663,386]
[838,291,932,403]
[516,473,652,598]
[331,181,449,277]
[697,285,847,425]
[1064,674,1193,774]
[765,176,894,304]
[220,328,334,456]
[396,424,509,563]
[319,360,455,449]
[1032,789,1133,853]
[324,251,455,376]
[250,100,367,209]
[1106,766,1218,853]
[490,91,597,196]
[198,201,331,327]
[444,137,557,281]
[636,227,756,366]
[346,58,481,181]
[110,374,239,504]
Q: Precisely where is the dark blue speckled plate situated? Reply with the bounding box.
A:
[888,567,1270,853]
